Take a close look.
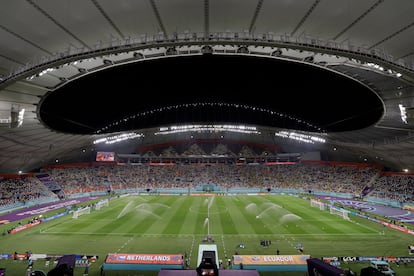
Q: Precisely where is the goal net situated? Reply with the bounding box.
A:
[95,198,109,210]
[329,206,350,220]
[310,199,326,211]
[72,206,91,219]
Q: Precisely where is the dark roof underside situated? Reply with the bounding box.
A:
[40,54,383,134]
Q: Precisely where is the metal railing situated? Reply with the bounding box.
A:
[2,31,413,87]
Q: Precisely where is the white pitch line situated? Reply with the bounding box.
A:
[221,235,227,258]
[39,231,381,237]
[347,219,379,233]
[188,235,195,262]
[116,237,134,253]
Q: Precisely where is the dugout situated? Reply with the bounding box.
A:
[306,258,345,276]
[47,254,76,276]
[102,253,184,272]
[232,254,310,272]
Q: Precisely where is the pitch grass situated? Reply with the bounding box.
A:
[1,194,414,275]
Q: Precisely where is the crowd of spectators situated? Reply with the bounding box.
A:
[0,177,56,208]
[369,174,414,203]
[1,162,413,208]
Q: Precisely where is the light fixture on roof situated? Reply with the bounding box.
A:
[275,131,326,144]
[154,124,260,135]
[103,59,113,65]
[400,104,414,125]
[399,104,407,124]
[93,132,144,145]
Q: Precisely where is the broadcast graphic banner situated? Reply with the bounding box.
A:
[105,254,183,265]
[10,220,41,234]
[233,255,310,265]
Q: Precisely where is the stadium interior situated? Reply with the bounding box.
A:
[0,1,414,174]
[1,1,414,275]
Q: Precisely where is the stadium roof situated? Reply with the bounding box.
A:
[0,0,414,174]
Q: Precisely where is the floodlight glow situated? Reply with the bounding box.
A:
[365,63,402,78]
[96,102,324,134]
[399,104,407,124]
[154,124,261,135]
[275,131,326,144]
[17,108,25,127]
[93,132,144,144]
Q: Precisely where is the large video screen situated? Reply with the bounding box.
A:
[96,151,115,162]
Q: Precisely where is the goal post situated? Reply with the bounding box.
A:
[329,206,350,220]
[95,198,109,210]
[72,206,91,219]
[310,199,326,211]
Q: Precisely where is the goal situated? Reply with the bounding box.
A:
[72,206,91,219]
[329,206,350,220]
[95,198,109,210]
[310,199,326,211]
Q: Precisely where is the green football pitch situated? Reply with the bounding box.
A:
[1,194,414,275]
